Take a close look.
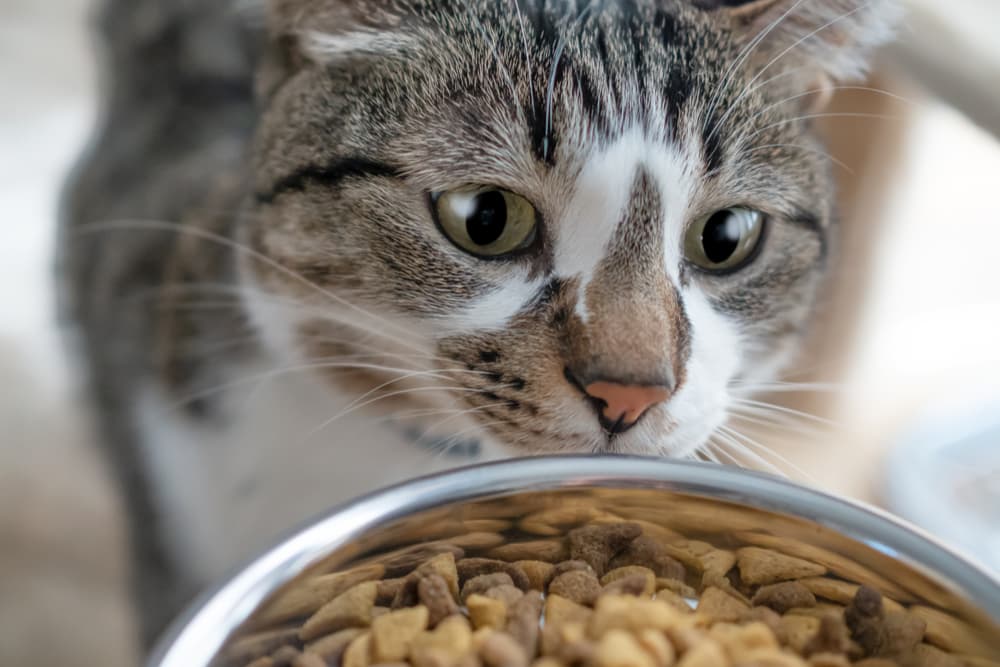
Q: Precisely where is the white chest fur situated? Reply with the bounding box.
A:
[136,360,501,586]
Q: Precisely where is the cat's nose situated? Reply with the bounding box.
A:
[582,379,673,435]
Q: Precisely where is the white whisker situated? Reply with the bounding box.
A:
[719,424,817,483]
[305,384,509,441]
[76,220,431,355]
[712,430,788,478]
[703,0,814,137]
[745,111,899,143]
[727,411,827,440]
[731,397,836,427]
[737,143,855,174]
[511,0,536,119]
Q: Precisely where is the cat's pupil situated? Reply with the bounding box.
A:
[466,191,508,246]
[702,210,742,263]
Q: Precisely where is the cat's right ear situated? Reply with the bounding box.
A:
[695,0,902,108]
[257,0,410,99]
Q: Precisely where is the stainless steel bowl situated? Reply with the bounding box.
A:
[150,457,1000,666]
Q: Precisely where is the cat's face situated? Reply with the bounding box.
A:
[243,0,898,457]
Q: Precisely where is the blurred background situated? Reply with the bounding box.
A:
[1,0,998,665]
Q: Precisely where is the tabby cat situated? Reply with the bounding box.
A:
[61,0,899,647]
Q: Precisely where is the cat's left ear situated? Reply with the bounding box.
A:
[257,0,411,98]
[703,0,902,104]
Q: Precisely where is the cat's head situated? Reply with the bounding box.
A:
[242,0,899,456]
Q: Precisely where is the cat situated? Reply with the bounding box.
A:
[60,0,899,649]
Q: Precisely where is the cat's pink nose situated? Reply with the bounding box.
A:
[584,380,672,434]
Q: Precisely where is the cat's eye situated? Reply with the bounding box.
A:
[432,187,538,258]
[684,207,765,272]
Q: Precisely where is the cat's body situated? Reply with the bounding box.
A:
[61,0,898,649]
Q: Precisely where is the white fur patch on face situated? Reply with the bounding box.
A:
[620,289,740,459]
[554,127,698,320]
[443,273,544,332]
[302,29,413,64]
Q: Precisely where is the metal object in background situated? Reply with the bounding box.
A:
[886,399,1000,575]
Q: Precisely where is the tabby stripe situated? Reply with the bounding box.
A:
[255,159,400,204]
[700,110,725,174]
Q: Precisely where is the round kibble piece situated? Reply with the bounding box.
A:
[846,586,886,655]
[752,582,818,614]
[549,570,602,606]
[458,559,531,591]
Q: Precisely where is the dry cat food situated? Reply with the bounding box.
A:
[216,517,999,667]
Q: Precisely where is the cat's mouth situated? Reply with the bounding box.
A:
[562,367,674,437]
[444,369,718,459]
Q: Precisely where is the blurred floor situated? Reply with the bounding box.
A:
[1,1,999,666]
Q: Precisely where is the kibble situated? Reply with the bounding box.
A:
[462,574,516,603]
[505,592,543,653]
[567,523,643,575]
[418,574,460,627]
[738,548,828,586]
[487,540,568,564]
[753,582,818,614]
[222,517,996,667]
[514,561,556,591]
[549,570,603,606]
[370,606,429,662]
[457,559,532,592]
[300,581,378,641]
[484,584,526,607]
[467,594,508,630]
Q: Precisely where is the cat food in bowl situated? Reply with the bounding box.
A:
[149,458,1000,667]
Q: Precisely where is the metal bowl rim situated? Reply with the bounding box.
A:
[148,456,1000,667]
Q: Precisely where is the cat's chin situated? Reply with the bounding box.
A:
[472,404,725,462]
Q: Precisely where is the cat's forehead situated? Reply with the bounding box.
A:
[325,1,734,179]
[264,0,828,221]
